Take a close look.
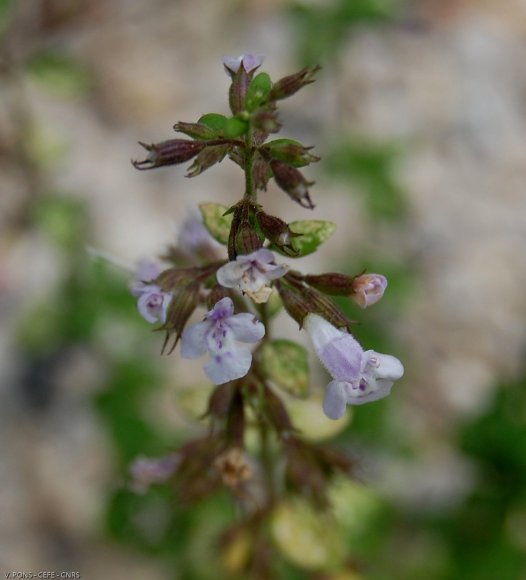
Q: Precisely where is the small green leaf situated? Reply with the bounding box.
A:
[288,220,336,257]
[223,117,248,138]
[199,203,232,245]
[198,113,228,135]
[245,72,272,111]
[260,339,309,397]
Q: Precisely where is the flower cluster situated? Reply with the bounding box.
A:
[129,54,404,422]
[127,55,406,550]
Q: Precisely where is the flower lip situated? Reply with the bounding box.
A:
[181,297,265,385]
[304,313,403,419]
[216,249,288,304]
[223,54,265,74]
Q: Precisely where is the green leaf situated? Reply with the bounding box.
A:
[245,72,272,112]
[288,220,336,257]
[199,203,232,245]
[198,113,228,135]
[223,117,248,138]
[260,339,309,397]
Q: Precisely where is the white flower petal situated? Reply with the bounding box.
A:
[323,381,350,420]
[203,347,252,385]
[180,321,210,358]
[216,261,250,288]
[263,263,289,280]
[304,314,346,352]
[228,313,265,342]
[344,379,394,405]
[366,351,404,381]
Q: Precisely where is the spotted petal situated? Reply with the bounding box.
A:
[181,321,211,358]
[203,346,252,385]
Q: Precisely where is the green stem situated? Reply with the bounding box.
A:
[258,389,275,504]
[244,123,256,202]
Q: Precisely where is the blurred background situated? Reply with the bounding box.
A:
[1,0,526,578]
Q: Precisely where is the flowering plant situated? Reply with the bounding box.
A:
[129,54,403,575]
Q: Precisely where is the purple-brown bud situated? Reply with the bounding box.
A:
[304,272,355,295]
[351,273,388,309]
[160,281,200,354]
[270,160,315,209]
[256,212,301,256]
[228,65,251,115]
[132,139,206,170]
[234,219,263,256]
[275,281,311,328]
[268,65,321,101]
[186,143,231,178]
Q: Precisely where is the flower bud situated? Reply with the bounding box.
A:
[186,143,231,178]
[270,160,315,209]
[234,219,263,256]
[132,139,206,170]
[256,211,300,256]
[351,273,387,309]
[161,281,200,354]
[228,65,251,115]
[275,282,311,327]
[173,121,217,140]
[304,272,355,295]
[268,65,321,101]
[263,139,320,168]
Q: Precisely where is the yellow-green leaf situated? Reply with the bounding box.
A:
[260,339,309,397]
[199,203,233,245]
[271,500,346,571]
[289,220,336,257]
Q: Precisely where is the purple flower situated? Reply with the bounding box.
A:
[176,206,222,263]
[216,248,289,303]
[223,54,265,75]
[131,260,172,324]
[304,314,404,419]
[351,273,388,309]
[129,454,180,494]
[181,297,265,385]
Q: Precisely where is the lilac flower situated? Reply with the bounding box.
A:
[351,273,388,309]
[176,206,222,263]
[131,260,172,324]
[129,454,180,494]
[304,314,404,420]
[181,297,265,385]
[223,54,265,75]
[216,248,289,303]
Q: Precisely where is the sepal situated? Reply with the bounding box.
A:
[270,160,315,209]
[132,139,205,170]
[186,143,231,177]
[268,65,321,101]
[263,139,320,167]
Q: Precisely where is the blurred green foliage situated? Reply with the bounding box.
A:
[288,0,398,64]
[324,139,408,220]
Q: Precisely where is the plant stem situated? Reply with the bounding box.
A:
[244,124,256,202]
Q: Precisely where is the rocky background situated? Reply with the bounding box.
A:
[1,0,525,578]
